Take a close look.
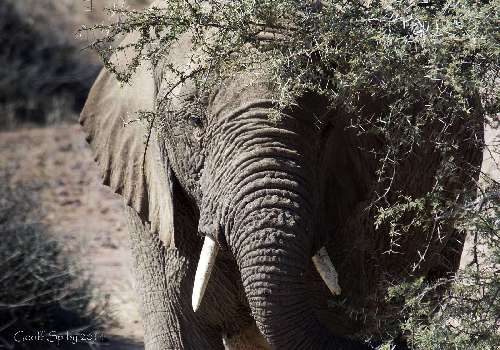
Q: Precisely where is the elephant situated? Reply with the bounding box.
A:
[80,3,484,349]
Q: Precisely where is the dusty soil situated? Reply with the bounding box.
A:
[0,123,144,349]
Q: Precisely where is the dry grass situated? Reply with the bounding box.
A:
[0,170,109,349]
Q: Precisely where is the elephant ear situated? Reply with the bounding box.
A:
[79,34,176,248]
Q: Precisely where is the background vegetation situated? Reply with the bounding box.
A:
[0,0,101,128]
[85,1,499,349]
[0,0,153,129]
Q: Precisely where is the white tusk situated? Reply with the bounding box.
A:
[312,247,341,295]
[192,236,219,312]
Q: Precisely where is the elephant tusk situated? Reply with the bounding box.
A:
[192,235,219,312]
[312,247,341,295]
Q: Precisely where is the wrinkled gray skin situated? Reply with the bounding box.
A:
[80,7,484,350]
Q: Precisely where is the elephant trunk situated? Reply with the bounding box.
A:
[235,222,322,348]
[229,184,360,349]
[198,114,366,349]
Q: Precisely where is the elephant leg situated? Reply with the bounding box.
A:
[126,207,224,350]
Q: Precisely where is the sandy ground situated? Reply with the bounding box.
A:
[0,121,497,349]
[0,123,144,349]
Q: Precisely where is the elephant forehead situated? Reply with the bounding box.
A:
[155,39,276,120]
[207,72,277,121]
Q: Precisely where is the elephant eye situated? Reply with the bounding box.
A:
[189,115,203,128]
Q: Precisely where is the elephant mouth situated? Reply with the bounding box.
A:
[191,235,341,312]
